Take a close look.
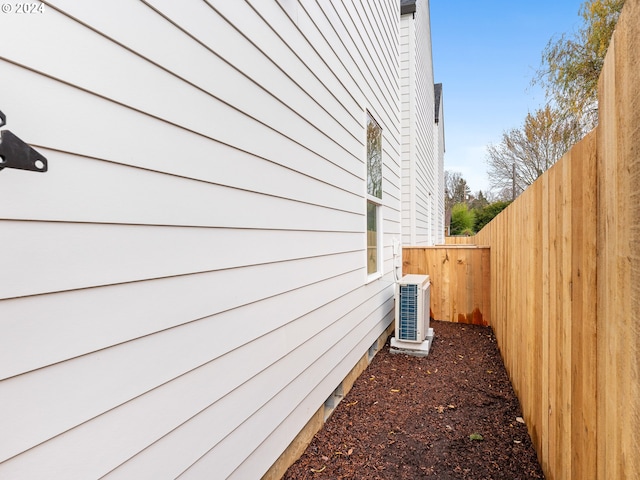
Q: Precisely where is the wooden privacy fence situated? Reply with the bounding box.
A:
[443,236,474,245]
[472,132,598,480]
[403,246,489,325]
[447,3,639,478]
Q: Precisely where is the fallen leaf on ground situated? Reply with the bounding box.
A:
[516,417,525,424]
[390,389,400,393]
[436,405,445,413]
[469,433,484,441]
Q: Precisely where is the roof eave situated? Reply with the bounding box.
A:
[400,1,416,15]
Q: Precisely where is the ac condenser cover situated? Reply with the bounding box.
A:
[391,274,434,356]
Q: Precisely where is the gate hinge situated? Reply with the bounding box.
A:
[0,110,48,173]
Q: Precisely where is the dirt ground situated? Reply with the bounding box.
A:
[283,320,545,479]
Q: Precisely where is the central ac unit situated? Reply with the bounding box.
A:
[390,274,434,356]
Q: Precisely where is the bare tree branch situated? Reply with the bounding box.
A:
[486,106,581,198]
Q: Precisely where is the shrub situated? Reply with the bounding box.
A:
[473,201,511,232]
[450,203,475,235]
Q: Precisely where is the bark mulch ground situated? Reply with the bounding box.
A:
[284,320,545,480]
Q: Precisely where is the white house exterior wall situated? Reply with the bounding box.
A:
[400,15,415,245]
[435,89,446,244]
[0,1,400,478]
[400,0,442,246]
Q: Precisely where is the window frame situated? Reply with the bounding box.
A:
[365,111,383,282]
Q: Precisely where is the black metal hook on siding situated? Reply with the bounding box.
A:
[0,109,48,173]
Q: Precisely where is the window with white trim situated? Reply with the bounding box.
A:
[366,112,382,278]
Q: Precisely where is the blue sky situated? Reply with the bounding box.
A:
[430,0,585,194]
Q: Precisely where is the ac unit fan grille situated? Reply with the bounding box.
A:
[398,284,418,341]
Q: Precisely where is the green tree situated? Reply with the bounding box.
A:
[450,203,475,236]
[444,170,471,212]
[469,190,490,210]
[486,105,581,199]
[473,201,511,232]
[536,0,625,131]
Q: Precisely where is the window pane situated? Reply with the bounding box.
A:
[367,114,382,199]
[367,201,377,274]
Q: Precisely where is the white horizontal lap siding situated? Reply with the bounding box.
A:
[0,151,360,231]
[435,96,446,243]
[0,251,364,451]
[184,0,401,476]
[231,307,395,478]
[0,17,364,195]
[306,0,400,135]
[0,270,372,478]
[191,292,396,480]
[103,285,394,480]
[0,76,363,225]
[0,222,363,301]
[0,1,401,479]
[0,243,366,380]
[400,0,436,246]
[400,14,415,244]
[414,0,436,245]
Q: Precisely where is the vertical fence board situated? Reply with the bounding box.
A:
[560,150,573,479]
[597,34,618,480]
[532,179,544,453]
[625,3,640,478]
[540,170,550,474]
[574,133,598,479]
[570,145,585,480]
[599,40,623,480]
[547,162,559,478]
[597,2,640,477]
